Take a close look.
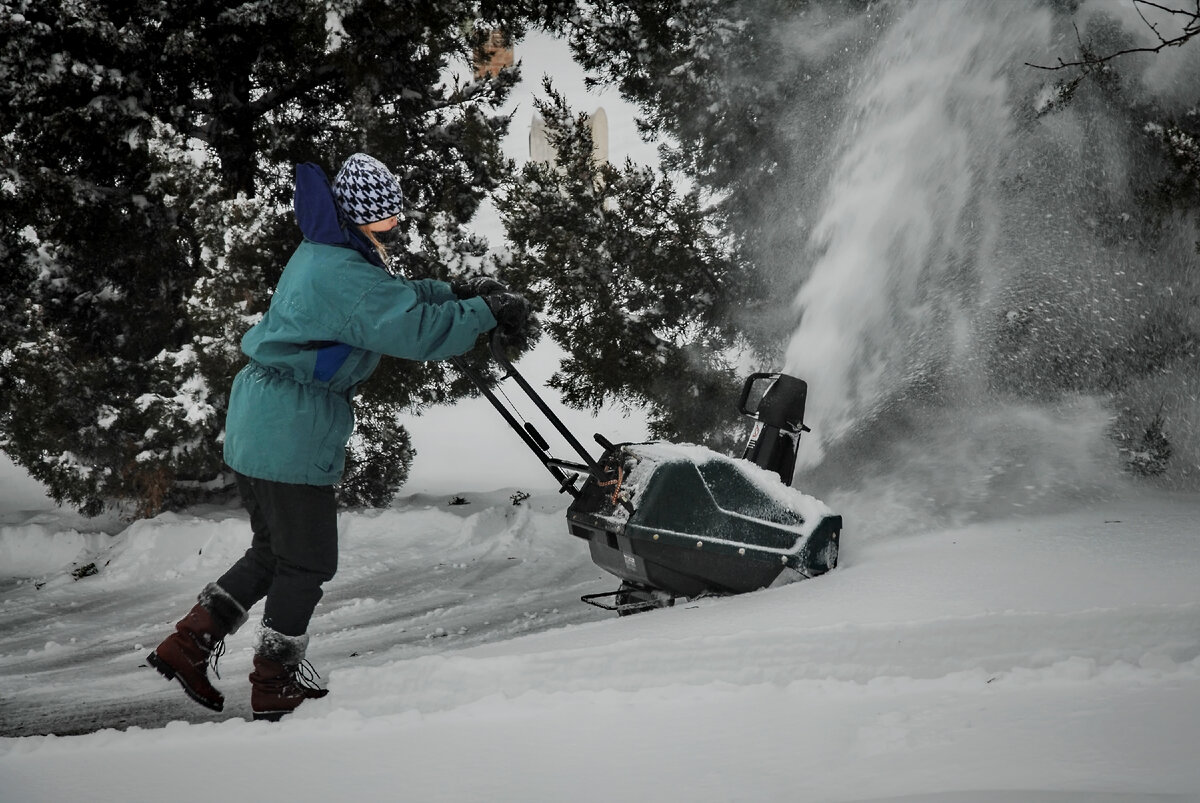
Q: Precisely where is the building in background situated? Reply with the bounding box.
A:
[474,29,514,79]
[529,107,608,165]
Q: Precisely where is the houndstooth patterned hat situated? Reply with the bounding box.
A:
[332,153,404,225]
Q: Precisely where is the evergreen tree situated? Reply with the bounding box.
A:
[507,0,1196,483]
[0,0,569,516]
[496,84,754,447]
[492,1,880,447]
[555,0,882,345]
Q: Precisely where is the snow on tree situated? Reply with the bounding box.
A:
[497,82,756,448]
[0,0,572,516]
[488,2,891,447]
[517,0,1200,486]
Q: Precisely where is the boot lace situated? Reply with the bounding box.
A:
[207,639,226,680]
[291,659,323,691]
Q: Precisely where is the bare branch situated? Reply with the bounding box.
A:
[1026,0,1199,71]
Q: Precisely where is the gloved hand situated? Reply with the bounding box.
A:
[450,275,508,299]
[483,291,535,349]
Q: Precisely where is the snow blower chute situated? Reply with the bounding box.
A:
[453,335,841,614]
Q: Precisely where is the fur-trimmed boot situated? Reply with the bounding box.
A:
[147,583,248,712]
[249,625,329,722]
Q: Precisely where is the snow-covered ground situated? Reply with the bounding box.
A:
[4,20,1200,803]
[2,476,1199,802]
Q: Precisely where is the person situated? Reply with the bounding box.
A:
[147,153,532,721]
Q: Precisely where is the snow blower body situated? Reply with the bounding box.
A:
[453,335,841,614]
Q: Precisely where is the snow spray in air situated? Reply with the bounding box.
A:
[784,1,1121,535]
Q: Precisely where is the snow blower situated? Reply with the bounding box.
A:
[454,335,841,615]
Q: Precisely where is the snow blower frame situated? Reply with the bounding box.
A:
[453,334,841,615]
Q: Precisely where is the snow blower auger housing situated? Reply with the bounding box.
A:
[453,334,841,615]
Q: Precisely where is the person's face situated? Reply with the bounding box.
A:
[363,215,398,232]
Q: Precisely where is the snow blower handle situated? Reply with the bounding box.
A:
[485,333,602,472]
[449,331,601,497]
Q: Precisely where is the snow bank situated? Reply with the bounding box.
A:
[1,415,1199,803]
[3,639,1198,803]
[0,508,250,584]
[1,490,1199,801]
[0,523,97,579]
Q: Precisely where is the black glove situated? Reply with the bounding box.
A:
[483,291,535,349]
[450,275,508,299]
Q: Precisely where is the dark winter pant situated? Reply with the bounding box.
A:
[215,473,338,637]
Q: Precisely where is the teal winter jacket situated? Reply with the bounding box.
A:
[222,164,496,485]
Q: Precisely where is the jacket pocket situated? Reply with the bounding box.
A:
[313,399,355,475]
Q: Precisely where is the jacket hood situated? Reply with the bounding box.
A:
[293,162,386,269]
